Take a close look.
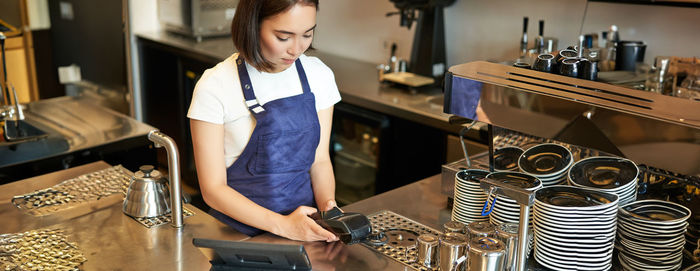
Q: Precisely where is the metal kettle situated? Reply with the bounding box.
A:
[122,165,171,218]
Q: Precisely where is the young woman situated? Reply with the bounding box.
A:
[188,0,341,242]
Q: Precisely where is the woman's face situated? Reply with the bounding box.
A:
[260,4,317,73]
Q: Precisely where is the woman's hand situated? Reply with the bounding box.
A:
[275,206,339,242]
[320,199,341,212]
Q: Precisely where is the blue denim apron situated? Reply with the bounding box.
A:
[209,55,320,236]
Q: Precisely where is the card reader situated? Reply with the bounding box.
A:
[311,207,372,245]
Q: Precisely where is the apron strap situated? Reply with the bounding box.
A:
[236,55,265,114]
[294,59,311,94]
[236,55,312,114]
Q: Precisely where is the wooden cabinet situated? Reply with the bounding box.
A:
[2,36,33,103]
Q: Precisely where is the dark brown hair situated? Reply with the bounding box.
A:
[232,0,319,72]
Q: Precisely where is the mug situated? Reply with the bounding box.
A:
[417,234,439,268]
[582,60,598,81]
[560,58,581,78]
[615,41,646,71]
[556,49,578,64]
[533,54,557,73]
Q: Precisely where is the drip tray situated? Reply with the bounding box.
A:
[363,210,441,271]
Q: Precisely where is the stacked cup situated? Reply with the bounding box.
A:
[484,172,542,227]
[518,143,573,186]
[568,156,639,206]
[452,169,491,224]
[617,200,691,271]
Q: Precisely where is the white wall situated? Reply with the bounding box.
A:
[130,0,160,33]
[314,0,700,67]
[127,0,160,120]
[314,0,415,66]
[27,0,51,30]
[125,0,700,86]
[580,2,700,64]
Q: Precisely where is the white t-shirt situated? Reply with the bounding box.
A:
[187,53,341,167]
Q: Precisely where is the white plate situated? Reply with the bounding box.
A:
[454,187,488,197]
[490,212,529,225]
[535,186,619,211]
[534,219,616,235]
[535,229,616,246]
[618,253,682,271]
[619,200,692,226]
[534,209,616,225]
[535,236,614,255]
[617,219,687,237]
[534,201,619,215]
[534,208,617,225]
[619,253,682,271]
[519,144,574,179]
[618,231,686,248]
[620,244,683,259]
[453,197,489,207]
[452,209,489,220]
[569,176,638,194]
[534,244,613,265]
[535,224,616,241]
[534,249,611,271]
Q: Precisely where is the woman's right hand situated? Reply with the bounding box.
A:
[275,206,339,242]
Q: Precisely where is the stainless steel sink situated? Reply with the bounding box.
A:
[3,120,47,142]
[0,134,70,167]
[1,119,69,167]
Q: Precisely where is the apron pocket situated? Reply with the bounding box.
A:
[251,128,318,174]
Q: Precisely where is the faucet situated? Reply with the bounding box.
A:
[9,83,24,121]
[148,130,184,228]
[1,31,7,106]
[0,32,23,123]
[1,31,9,117]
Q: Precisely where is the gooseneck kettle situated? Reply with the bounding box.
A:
[122,165,171,218]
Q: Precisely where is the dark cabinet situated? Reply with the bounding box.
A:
[331,102,448,205]
[137,38,216,190]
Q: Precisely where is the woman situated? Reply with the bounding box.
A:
[188,0,341,242]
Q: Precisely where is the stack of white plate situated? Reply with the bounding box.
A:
[484,171,542,227]
[617,200,691,271]
[452,169,491,224]
[493,146,523,172]
[568,156,639,206]
[533,186,619,271]
[518,143,573,186]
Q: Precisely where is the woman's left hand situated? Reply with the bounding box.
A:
[320,199,341,212]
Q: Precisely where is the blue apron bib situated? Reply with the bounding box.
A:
[209,56,320,236]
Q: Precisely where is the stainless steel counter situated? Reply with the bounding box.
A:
[136,31,481,135]
[0,161,248,270]
[1,96,155,168]
[1,161,451,270]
